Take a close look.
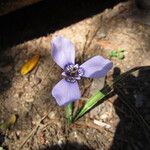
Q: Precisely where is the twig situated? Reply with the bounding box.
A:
[72,121,104,133]
[81,16,103,63]
[81,30,90,63]
[18,115,47,150]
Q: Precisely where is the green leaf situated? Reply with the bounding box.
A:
[65,103,73,124]
[117,48,124,52]
[117,53,125,60]
[0,147,5,150]
[74,91,106,121]
[0,147,4,150]
[109,51,118,57]
[109,48,125,60]
[73,66,150,124]
[0,114,17,130]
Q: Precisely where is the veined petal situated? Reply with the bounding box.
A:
[52,79,80,106]
[51,36,75,69]
[80,56,113,78]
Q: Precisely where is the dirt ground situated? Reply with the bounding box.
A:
[0,1,150,150]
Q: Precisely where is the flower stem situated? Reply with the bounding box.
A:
[65,103,73,124]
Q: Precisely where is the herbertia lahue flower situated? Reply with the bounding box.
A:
[51,36,113,106]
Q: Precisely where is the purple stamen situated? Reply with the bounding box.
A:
[63,64,84,83]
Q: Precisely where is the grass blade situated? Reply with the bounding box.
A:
[74,91,106,121]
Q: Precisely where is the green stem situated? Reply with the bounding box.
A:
[65,103,73,124]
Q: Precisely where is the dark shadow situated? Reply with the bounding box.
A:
[0,0,127,49]
[0,133,5,146]
[0,0,127,109]
[0,54,14,93]
[110,66,150,150]
[136,0,150,10]
[39,142,94,150]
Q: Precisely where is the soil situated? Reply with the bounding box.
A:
[0,1,150,150]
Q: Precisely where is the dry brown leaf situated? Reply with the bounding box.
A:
[0,114,17,130]
[21,54,40,75]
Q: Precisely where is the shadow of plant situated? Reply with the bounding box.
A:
[39,142,94,150]
[110,66,150,150]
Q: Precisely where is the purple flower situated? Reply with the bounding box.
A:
[51,36,113,106]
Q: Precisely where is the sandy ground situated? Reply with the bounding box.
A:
[0,1,150,150]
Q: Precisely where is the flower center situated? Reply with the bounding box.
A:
[63,64,84,83]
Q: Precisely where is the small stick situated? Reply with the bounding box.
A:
[72,121,104,133]
[18,115,47,150]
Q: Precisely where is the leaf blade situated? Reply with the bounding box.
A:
[74,91,106,121]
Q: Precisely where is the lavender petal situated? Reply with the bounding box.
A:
[80,56,113,78]
[52,79,81,106]
[51,36,75,69]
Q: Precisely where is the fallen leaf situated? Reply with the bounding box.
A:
[21,54,40,75]
[0,147,5,150]
[0,114,17,130]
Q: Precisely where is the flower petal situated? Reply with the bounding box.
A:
[52,79,80,106]
[51,36,75,69]
[80,56,113,78]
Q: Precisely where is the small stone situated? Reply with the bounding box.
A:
[14,93,19,98]
[97,32,107,39]
[48,112,56,119]
[57,139,64,147]
[100,113,109,120]
[16,130,21,136]
[25,97,34,102]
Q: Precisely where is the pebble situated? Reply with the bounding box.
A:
[100,113,109,121]
[14,93,19,98]
[57,138,65,147]
[25,97,34,103]
[48,112,56,119]
[16,130,21,137]
[97,32,107,39]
